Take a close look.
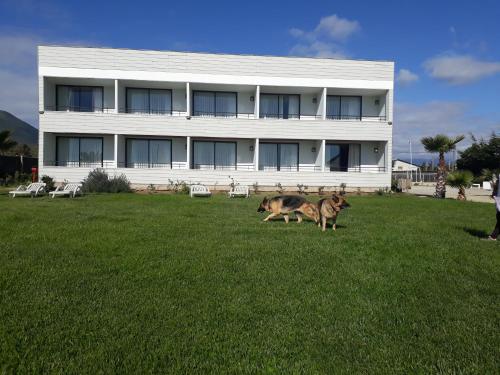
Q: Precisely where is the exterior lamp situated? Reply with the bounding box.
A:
[374,147,379,153]
[311,147,317,153]
[250,96,254,102]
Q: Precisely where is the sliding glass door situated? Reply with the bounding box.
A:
[259,143,299,171]
[192,141,236,170]
[126,88,172,114]
[193,91,237,117]
[326,96,361,120]
[126,139,172,168]
[260,94,300,119]
[325,143,360,172]
[56,86,103,112]
[56,137,103,167]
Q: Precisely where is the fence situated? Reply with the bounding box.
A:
[392,171,437,183]
[0,155,38,178]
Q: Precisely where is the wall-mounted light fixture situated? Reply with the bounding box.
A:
[374,99,380,106]
[311,147,317,153]
[250,145,254,152]
[312,97,317,104]
[250,96,254,102]
[373,147,379,153]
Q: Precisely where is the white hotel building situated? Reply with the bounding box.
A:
[38,46,394,190]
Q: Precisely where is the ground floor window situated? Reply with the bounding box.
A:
[56,136,103,167]
[259,143,299,171]
[325,143,360,171]
[192,141,236,170]
[126,139,172,168]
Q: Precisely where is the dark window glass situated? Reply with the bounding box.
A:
[192,141,236,169]
[193,91,237,117]
[326,96,361,120]
[126,88,172,114]
[259,143,298,171]
[56,137,103,167]
[260,94,300,119]
[56,86,103,112]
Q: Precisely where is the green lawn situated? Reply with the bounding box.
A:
[0,192,498,374]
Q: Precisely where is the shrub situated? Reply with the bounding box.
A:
[168,179,189,194]
[275,182,283,194]
[318,186,325,195]
[41,175,55,191]
[252,182,259,194]
[340,183,346,195]
[446,170,474,201]
[297,184,308,195]
[82,169,131,193]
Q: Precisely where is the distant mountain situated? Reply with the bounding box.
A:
[0,111,38,147]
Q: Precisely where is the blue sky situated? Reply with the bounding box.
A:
[0,0,499,160]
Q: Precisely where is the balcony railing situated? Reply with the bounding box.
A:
[44,106,387,122]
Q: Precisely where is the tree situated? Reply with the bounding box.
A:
[13,143,33,157]
[456,133,499,175]
[446,170,474,201]
[421,134,465,198]
[0,130,17,155]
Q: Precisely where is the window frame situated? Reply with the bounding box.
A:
[259,93,301,119]
[125,87,173,115]
[125,138,173,168]
[259,142,300,171]
[326,95,362,120]
[191,140,238,170]
[55,85,104,112]
[55,136,104,167]
[192,90,238,117]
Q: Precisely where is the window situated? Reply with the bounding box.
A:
[259,143,299,171]
[56,137,103,167]
[56,86,103,112]
[325,143,360,172]
[126,139,172,168]
[126,88,172,114]
[193,91,237,117]
[192,141,236,170]
[260,94,300,119]
[326,96,361,120]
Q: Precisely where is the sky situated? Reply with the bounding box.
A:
[0,0,499,161]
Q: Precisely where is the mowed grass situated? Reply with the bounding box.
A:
[0,192,498,374]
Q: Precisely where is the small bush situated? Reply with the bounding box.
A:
[82,169,131,193]
[275,182,283,194]
[168,179,189,194]
[297,184,308,195]
[252,182,259,194]
[41,175,55,191]
[318,186,325,195]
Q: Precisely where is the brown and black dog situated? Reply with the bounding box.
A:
[317,194,350,231]
[257,195,320,224]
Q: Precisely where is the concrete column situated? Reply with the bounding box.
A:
[186,82,191,117]
[254,138,259,171]
[321,87,327,120]
[254,85,260,119]
[114,134,119,168]
[114,79,119,113]
[186,136,191,169]
[321,139,326,172]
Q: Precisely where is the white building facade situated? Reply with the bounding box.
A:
[38,46,394,190]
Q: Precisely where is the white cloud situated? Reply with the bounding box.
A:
[314,14,360,41]
[289,14,360,58]
[393,101,498,159]
[396,68,419,86]
[423,54,500,85]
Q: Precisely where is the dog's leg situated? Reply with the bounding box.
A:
[284,214,290,224]
[264,213,279,222]
[321,216,327,232]
[296,212,303,223]
[332,217,337,231]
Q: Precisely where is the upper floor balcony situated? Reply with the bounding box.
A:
[41,78,390,123]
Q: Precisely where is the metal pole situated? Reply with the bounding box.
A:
[409,139,413,182]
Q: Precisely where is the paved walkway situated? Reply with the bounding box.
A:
[407,184,494,204]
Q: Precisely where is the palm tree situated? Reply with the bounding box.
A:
[421,134,465,198]
[446,170,473,200]
[0,130,17,155]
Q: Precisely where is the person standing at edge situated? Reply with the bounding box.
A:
[488,175,500,241]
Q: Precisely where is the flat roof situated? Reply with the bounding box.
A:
[38,44,394,64]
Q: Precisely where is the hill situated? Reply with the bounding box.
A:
[0,110,38,147]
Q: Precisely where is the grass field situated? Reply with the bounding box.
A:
[0,192,498,374]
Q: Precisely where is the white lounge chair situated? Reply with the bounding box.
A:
[228,185,249,198]
[483,181,492,190]
[9,182,46,198]
[49,183,82,198]
[190,184,211,197]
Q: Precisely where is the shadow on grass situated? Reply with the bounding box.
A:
[462,227,489,239]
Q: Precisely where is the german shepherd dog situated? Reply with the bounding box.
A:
[317,194,350,231]
[257,196,320,224]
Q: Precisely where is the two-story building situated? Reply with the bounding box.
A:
[38,46,394,190]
